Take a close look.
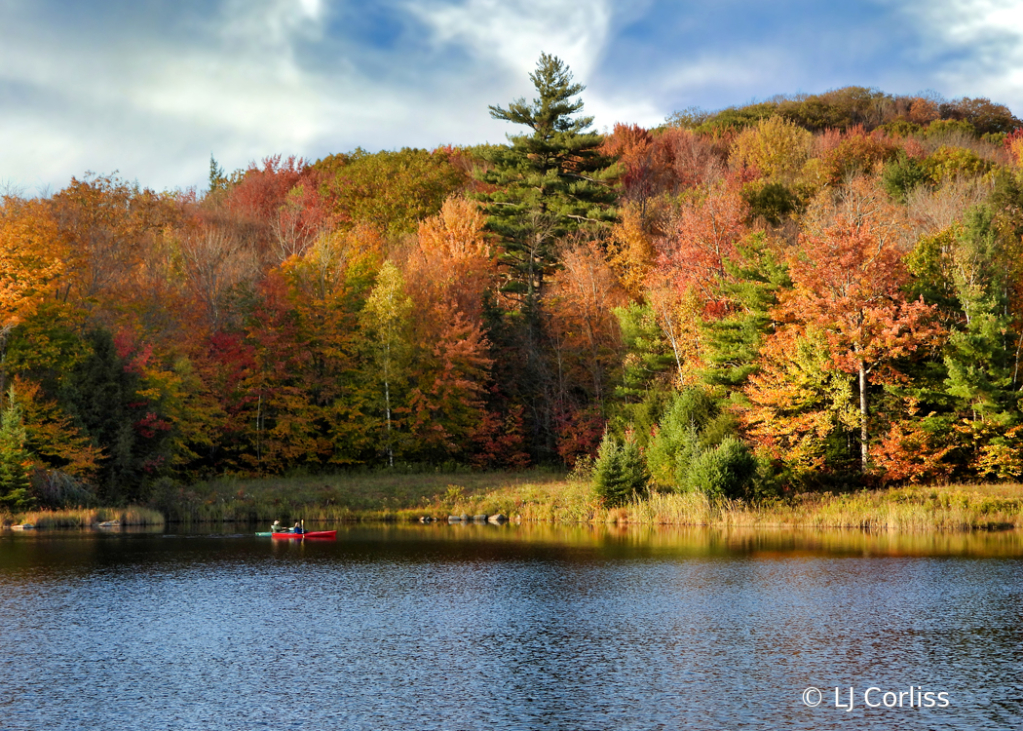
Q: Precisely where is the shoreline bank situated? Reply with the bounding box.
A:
[4,472,1023,533]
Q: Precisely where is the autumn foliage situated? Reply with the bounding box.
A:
[2,80,1023,509]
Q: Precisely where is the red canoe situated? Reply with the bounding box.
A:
[271,530,337,540]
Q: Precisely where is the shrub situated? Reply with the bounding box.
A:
[744,182,799,225]
[147,476,184,516]
[922,146,993,184]
[879,120,922,137]
[729,116,813,183]
[696,103,777,134]
[646,389,718,488]
[593,431,649,508]
[925,119,977,139]
[684,437,759,500]
[882,152,928,203]
[1005,129,1023,167]
[819,131,899,185]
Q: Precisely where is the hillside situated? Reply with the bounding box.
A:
[2,54,1023,510]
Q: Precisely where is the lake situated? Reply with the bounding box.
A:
[1,524,1021,730]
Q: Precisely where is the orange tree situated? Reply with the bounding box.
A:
[746,217,938,474]
[0,198,65,408]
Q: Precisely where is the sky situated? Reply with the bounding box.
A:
[2,0,1022,195]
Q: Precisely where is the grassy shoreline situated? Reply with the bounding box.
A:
[3,506,165,529]
[5,470,1023,533]
[422,478,1023,532]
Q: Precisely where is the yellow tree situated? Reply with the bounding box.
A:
[15,378,103,480]
[743,328,860,473]
[1007,130,1023,167]
[729,116,813,184]
[280,228,381,467]
[49,175,175,310]
[0,198,65,408]
[411,196,495,321]
[606,204,655,300]
[360,261,414,467]
[643,274,703,388]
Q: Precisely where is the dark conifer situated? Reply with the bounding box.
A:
[476,53,617,460]
[478,52,617,306]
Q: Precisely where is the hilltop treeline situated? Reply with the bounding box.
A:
[2,54,1023,508]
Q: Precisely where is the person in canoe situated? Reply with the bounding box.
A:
[271,519,284,533]
[293,521,304,535]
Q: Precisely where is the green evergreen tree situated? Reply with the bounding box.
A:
[208,154,228,194]
[743,183,800,225]
[646,388,719,489]
[881,151,927,203]
[0,386,34,510]
[943,207,1019,420]
[701,235,791,396]
[60,329,149,504]
[614,302,677,401]
[902,205,1023,477]
[478,52,617,307]
[592,430,648,508]
[477,54,617,460]
[686,437,759,501]
[607,303,677,447]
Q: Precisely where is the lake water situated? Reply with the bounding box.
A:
[1,524,1021,731]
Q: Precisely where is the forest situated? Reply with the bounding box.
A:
[3,53,1023,510]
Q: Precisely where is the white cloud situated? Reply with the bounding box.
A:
[891,0,1023,110]
[0,0,414,191]
[408,0,613,84]
[900,0,1023,48]
[132,1,331,146]
[406,0,671,133]
[587,95,665,132]
[585,47,801,130]
[218,0,325,64]
[659,50,796,100]
[10,0,1017,195]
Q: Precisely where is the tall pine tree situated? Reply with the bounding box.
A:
[477,53,617,459]
[478,52,617,307]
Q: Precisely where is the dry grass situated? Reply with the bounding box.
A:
[434,480,1023,533]
[152,468,569,525]
[9,506,165,529]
